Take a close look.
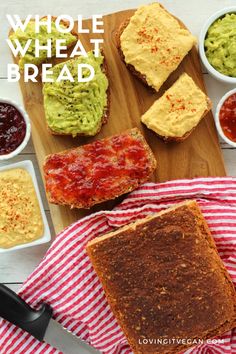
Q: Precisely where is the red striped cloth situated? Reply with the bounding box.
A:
[0,177,236,354]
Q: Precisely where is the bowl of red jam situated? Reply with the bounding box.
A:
[0,99,31,160]
[215,89,236,148]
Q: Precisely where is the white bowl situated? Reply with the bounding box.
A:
[0,160,51,253]
[215,88,236,148]
[0,98,31,160]
[199,7,236,84]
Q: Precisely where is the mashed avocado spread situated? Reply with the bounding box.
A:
[43,51,108,136]
[10,20,76,70]
[205,13,236,77]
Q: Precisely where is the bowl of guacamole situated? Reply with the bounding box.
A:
[199,7,236,84]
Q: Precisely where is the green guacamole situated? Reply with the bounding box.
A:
[10,20,76,70]
[205,13,236,77]
[43,51,108,137]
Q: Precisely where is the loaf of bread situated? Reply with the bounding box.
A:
[43,128,157,209]
[116,3,196,92]
[86,200,236,354]
[141,73,212,142]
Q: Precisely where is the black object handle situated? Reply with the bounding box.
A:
[0,284,53,341]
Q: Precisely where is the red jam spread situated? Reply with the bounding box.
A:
[219,93,236,143]
[0,103,26,155]
[44,129,155,208]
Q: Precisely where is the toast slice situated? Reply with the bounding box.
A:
[43,128,157,209]
[43,51,110,137]
[141,73,212,142]
[9,16,77,71]
[116,3,196,92]
[86,200,236,354]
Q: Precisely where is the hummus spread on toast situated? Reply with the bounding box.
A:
[120,3,196,91]
[141,73,209,138]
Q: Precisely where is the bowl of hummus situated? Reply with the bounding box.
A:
[0,160,51,252]
[199,7,236,84]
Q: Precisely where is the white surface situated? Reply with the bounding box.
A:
[0,1,236,353]
[199,6,236,84]
[0,160,51,253]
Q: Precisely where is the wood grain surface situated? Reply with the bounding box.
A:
[11,9,226,233]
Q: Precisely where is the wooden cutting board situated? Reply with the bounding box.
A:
[11,10,226,234]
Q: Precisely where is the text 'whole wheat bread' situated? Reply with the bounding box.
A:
[10,16,78,69]
[10,17,110,137]
[86,200,236,354]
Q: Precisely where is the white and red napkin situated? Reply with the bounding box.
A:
[0,177,236,354]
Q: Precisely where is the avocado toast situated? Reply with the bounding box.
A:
[43,51,110,137]
[9,16,77,71]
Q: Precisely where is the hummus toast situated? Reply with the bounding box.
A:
[116,3,196,92]
[141,73,212,142]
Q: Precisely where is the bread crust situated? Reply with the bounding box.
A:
[45,54,110,137]
[43,128,157,209]
[86,200,236,354]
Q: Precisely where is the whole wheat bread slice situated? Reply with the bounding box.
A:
[116,4,195,92]
[43,128,157,209]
